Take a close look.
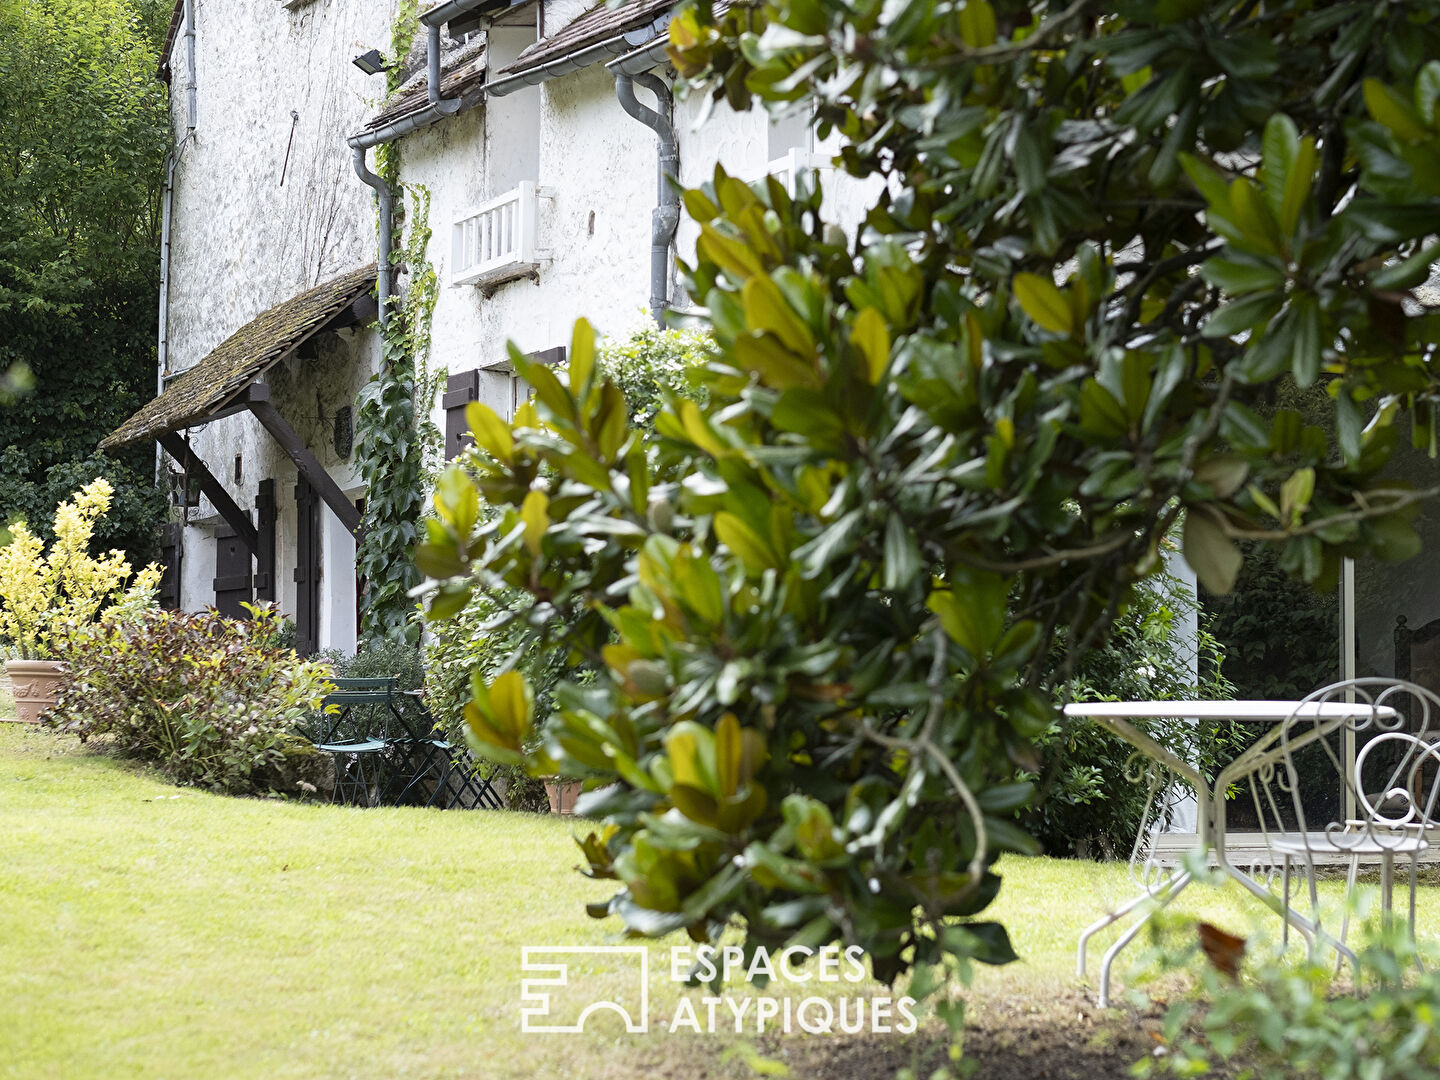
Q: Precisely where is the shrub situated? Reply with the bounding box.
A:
[0,477,160,659]
[422,589,553,812]
[48,605,334,795]
[424,0,1440,1030]
[1025,565,1241,858]
[1137,915,1440,1079]
[569,324,712,428]
[422,325,715,812]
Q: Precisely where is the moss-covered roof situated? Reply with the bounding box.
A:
[101,265,376,451]
[359,37,488,136]
[497,0,675,77]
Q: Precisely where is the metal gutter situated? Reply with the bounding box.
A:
[607,35,671,77]
[485,12,671,98]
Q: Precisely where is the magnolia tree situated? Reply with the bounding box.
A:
[419,0,1440,1021]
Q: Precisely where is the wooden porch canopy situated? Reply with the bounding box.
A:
[101,264,378,551]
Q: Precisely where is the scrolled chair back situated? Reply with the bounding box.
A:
[1272,678,1433,852]
[1211,678,1434,967]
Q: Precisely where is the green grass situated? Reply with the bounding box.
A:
[2,724,1437,1079]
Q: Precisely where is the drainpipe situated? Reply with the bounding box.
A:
[182,0,197,131]
[157,149,180,392]
[159,0,199,389]
[351,148,393,327]
[612,71,678,326]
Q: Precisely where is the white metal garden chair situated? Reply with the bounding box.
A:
[1216,678,1434,969]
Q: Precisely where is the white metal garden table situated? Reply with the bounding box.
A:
[1062,698,1397,1006]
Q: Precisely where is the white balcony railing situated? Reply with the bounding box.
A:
[451,181,541,287]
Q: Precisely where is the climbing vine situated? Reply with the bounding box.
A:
[352,1,444,645]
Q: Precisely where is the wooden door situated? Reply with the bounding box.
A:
[158,523,182,610]
[212,526,252,618]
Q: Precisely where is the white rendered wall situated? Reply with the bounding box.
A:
[162,0,390,633]
[406,61,659,399]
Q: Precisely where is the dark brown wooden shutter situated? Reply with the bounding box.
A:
[212,526,253,618]
[254,479,276,604]
[158,523,182,609]
[444,370,480,460]
[293,477,321,656]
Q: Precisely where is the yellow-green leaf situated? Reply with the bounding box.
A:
[569,317,595,396]
[1364,78,1430,142]
[957,0,997,48]
[1013,273,1074,335]
[851,307,891,383]
[666,721,717,795]
[488,670,533,744]
[742,276,814,356]
[698,223,765,282]
[1183,511,1243,595]
[715,511,778,575]
[1278,136,1317,238]
[521,490,549,557]
[1280,466,1315,525]
[465,401,513,462]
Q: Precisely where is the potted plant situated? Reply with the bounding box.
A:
[0,479,160,723]
[543,776,583,815]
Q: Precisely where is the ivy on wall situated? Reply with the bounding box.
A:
[351,1,444,646]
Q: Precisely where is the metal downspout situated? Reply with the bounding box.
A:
[417,0,490,107]
[613,72,678,326]
[351,148,393,326]
[157,150,179,392]
[160,0,199,389]
[182,0,196,131]
[426,23,443,105]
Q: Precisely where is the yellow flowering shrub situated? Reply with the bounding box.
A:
[0,478,161,659]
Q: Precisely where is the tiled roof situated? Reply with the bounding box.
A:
[497,0,675,77]
[360,36,489,135]
[101,265,377,450]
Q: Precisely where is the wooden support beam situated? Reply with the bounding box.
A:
[155,431,259,554]
[174,382,273,431]
[247,400,364,538]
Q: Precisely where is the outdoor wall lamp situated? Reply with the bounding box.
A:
[352,49,386,76]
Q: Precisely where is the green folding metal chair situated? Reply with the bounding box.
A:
[312,677,418,806]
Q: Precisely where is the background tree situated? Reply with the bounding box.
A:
[0,0,171,564]
[422,0,1440,1039]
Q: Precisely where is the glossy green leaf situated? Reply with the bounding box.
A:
[1183,511,1243,595]
[1013,273,1073,335]
[464,401,513,462]
[569,317,595,396]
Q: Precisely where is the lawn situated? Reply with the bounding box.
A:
[3,721,1437,1080]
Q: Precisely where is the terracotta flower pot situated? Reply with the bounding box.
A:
[5,659,65,724]
[544,778,583,815]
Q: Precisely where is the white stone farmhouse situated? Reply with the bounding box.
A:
[101,0,872,654]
